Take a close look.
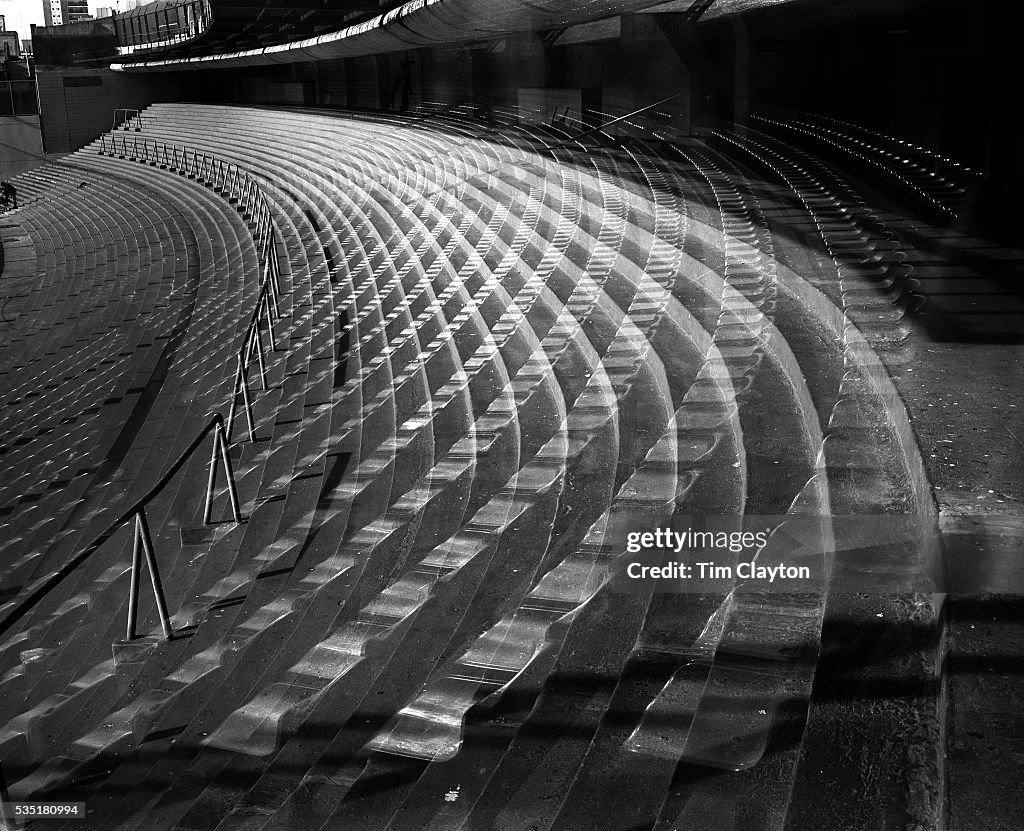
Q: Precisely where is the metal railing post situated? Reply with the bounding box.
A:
[126,510,173,641]
[136,509,173,640]
[270,235,282,298]
[248,322,268,389]
[227,355,256,443]
[262,289,277,347]
[264,260,280,323]
[227,360,240,441]
[256,210,266,250]
[203,418,243,524]
[203,428,220,524]
[239,355,257,439]
[217,420,243,522]
[125,515,143,640]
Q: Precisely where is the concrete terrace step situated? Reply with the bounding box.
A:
[0,162,256,613]
[0,138,309,775]
[0,158,272,694]
[1,105,941,831]
[79,112,745,831]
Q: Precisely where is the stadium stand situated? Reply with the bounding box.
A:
[2,0,1023,829]
[0,98,950,829]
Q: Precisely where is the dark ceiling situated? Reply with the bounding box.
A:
[118,0,399,61]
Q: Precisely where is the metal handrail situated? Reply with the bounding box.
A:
[0,132,288,644]
[544,91,686,152]
[96,134,285,410]
[112,108,144,132]
[229,277,280,442]
[98,132,282,272]
[0,414,241,641]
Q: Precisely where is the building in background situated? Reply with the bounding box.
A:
[43,0,64,26]
[0,31,20,59]
[42,0,92,27]
[0,18,21,59]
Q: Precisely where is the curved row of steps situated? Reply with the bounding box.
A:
[25,105,704,822]
[1,163,252,609]
[0,137,349,788]
[752,110,979,217]
[0,104,939,831]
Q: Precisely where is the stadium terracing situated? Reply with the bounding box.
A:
[2,0,1022,828]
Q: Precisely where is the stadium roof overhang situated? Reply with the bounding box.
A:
[111,0,732,71]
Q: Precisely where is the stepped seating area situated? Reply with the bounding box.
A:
[0,157,261,616]
[750,111,981,218]
[0,103,940,829]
